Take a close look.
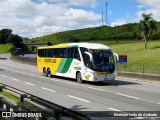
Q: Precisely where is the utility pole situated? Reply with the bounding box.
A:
[102,11,104,26]
[105,0,108,26]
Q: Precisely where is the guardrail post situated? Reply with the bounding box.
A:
[20,94,27,103]
[130,63,131,73]
[158,64,160,76]
[0,85,5,92]
[0,97,4,108]
[142,63,144,75]
[6,105,10,111]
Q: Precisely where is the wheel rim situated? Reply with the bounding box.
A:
[48,69,51,77]
[44,70,48,77]
[77,73,82,82]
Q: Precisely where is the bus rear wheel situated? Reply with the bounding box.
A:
[44,69,48,77]
[47,68,51,77]
[76,72,83,83]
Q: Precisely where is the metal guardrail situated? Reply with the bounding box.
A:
[0,84,90,120]
[11,54,37,65]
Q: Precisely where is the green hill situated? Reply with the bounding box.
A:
[27,22,160,44]
[0,44,14,54]
[26,23,160,74]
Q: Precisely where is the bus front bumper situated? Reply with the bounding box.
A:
[93,73,115,82]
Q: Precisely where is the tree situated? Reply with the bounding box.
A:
[138,13,157,49]
[69,36,79,43]
[47,42,52,46]
[0,29,12,44]
[7,34,23,47]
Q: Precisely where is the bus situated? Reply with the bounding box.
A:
[37,43,116,83]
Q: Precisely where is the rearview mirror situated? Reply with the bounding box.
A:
[84,52,93,62]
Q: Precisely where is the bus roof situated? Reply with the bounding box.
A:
[38,42,110,50]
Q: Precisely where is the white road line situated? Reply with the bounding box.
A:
[41,87,56,92]
[67,95,90,103]
[116,93,140,100]
[87,87,104,91]
[24,82,34,86]
[108,107,120,111]
[158,103,160,105]
[136,117,145,119]
[11,78,19,82]
[1,75,8,78]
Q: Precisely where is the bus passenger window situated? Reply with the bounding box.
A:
[73,49,80,60]
[64,49,69,58]
[44,50,47,57]
[68,48,73,58]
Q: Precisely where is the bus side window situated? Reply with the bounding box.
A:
[84,54,91,67]
[73,48,80,61]
[45,49,49,57]
[68,48,72,58]
[38,49,43,57]
[64,48,69,58]
[52,49,55,57]
[48,49,52,57]
[57,49,61,58]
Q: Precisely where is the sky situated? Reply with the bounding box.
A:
[0,0,160,38]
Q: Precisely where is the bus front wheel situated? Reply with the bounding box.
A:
[76,72,83,83]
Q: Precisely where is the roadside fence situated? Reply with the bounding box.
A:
[116,63,160,76]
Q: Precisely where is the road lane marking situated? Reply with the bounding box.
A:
[116,93,140,100]
[87,87,104,91]
[136,117,145,119]
[158,103,160,105]
[1,75,8,78]
[11,78,19,82]
[108,107,120,111]
[41,87,56,92]
[67,95,90,103]
[24,82,34,86]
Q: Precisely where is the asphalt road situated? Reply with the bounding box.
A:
[0,54,160,120]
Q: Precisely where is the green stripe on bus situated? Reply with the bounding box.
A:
[61,58,73,73]
[56,58,67,73]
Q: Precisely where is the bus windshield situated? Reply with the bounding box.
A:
[90,49,115,73]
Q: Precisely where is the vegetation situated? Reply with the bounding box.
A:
[0,90,41,111]
[0,29,24,48]
[27,22,160,44]
[0,29,12,44]
[106,40,160,74]
[0,44,14,54]
[138,13,157,49]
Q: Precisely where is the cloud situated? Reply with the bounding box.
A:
[136,0,160,21]
[111,0,160,27]
[0,0,100,38]
[68,0,97,8]
[110,19,127,27]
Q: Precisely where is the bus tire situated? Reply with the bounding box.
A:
[76,72,83,83]
[42,68,46,76]
[44,69,48,77]
[47,68,51,77]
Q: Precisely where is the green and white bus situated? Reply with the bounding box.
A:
[37,43,116,83]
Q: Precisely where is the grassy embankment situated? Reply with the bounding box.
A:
[0,44,13,54]
[29,38,160,74]
[101,40,160,74]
